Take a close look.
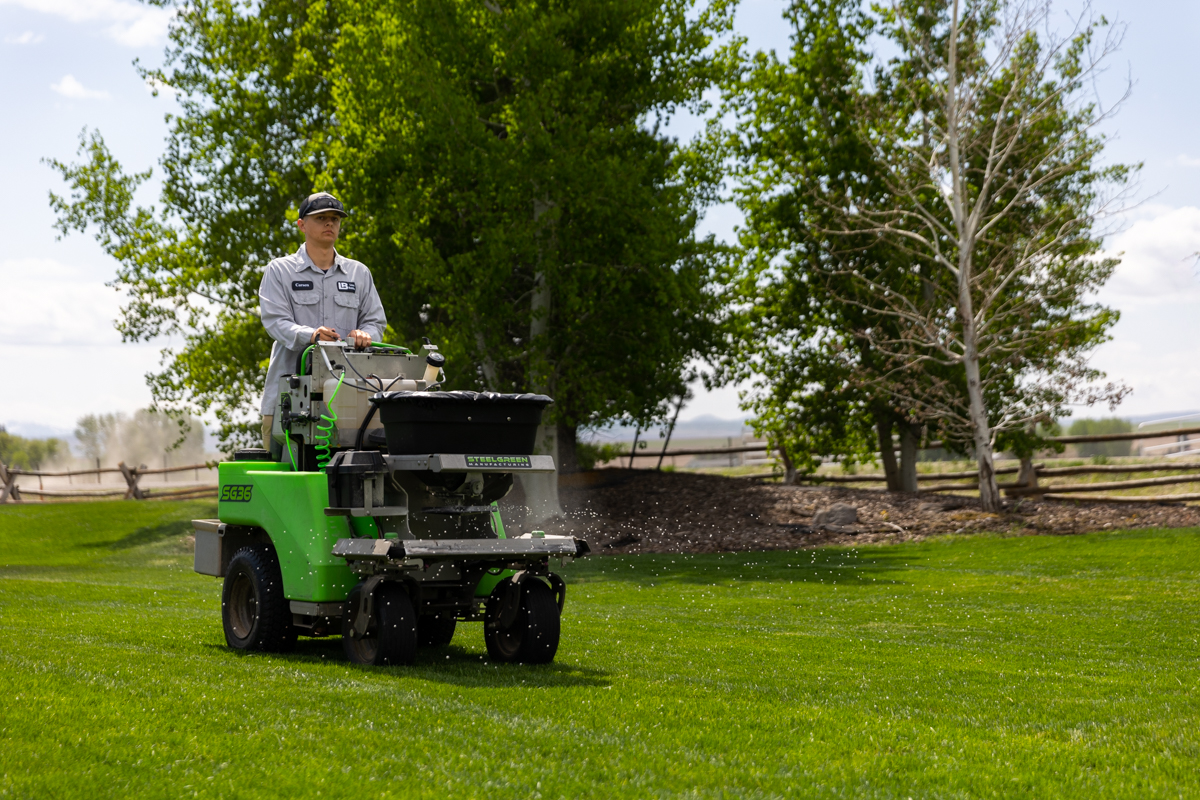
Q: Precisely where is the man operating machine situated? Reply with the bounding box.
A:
[191,191,589,667]
[258,191,386,454]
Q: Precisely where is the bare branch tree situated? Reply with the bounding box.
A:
[817,0,1133,510]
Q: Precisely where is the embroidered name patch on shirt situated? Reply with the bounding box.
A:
[337,281,357,292]
[292,280,314,291]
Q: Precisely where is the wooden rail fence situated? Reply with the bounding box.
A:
[626,424,1200,462]
[627,426,1200,503]
[6,422,1200,505]
[0,461,218,504]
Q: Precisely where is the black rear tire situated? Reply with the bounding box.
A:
[484,578,560,664]
[222,544,296,653]
[418,614,457,647]
[342,582,418,666]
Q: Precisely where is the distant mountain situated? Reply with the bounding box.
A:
[583,414,755,443]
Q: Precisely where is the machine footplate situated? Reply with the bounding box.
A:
[332,536,588,562]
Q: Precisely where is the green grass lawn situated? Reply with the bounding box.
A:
[1,501,1198,798]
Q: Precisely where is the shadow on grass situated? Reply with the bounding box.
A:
[84,519,195,550]
[563,547,921,588]
[207,637,612,689]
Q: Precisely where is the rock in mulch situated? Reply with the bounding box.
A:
[522,469,1200,555]
[812,503,858,528]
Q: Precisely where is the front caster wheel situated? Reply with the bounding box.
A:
[418,614,457,647]
[342,581,418,666]
[484,577,560,664]
[222,544,296,653]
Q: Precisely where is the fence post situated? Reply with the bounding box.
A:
[118,462,146,500]
[0,462,22,504]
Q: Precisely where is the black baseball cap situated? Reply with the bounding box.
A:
[298,192,347,219]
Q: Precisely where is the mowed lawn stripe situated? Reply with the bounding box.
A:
[1,501,1198,798]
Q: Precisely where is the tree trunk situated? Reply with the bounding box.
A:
[656,395,685,471]
[473,324,500,388]
[557,421,580,475]
[956,247,999,509]
[873,402,901,492]
[1017,456,1038,488]
[516,199,564,526]
[518,423,562,525]
[961,310,1000,511]
[898,421,920,493]
[945,0,999,512]
[778,446,797,486]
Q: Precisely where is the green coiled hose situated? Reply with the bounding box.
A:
[314,371,345,470]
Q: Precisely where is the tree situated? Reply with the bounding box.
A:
[74,413,117,465]
[831,0,1132,510]
[724,0,1130,509]
[311,0,732,520]
[716,0,925,487]
[48,1,731,524]
[73,410,208,466]
[0,428,62,471]
[1067,417,1131,458]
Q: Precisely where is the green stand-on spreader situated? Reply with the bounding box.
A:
[192,340,589,665]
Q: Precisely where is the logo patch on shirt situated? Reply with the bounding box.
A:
[292,280,314,291]
[337,281,357,293]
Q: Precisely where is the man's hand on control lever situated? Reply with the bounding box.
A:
[310,326,339,343]
[309,327,371,348]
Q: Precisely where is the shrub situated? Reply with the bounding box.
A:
[576,441,626,471]
[1067,418,1132,458]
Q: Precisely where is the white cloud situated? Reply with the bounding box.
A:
[1099,206,1200,302]
[51,74,110,100]
[3,31,44,44]
[1178,155,1200,168]
[144,76,177,99]
[0,258,171,427]
[1089,295,1200,418]
[0,0,173,48]
[0,258,125,344]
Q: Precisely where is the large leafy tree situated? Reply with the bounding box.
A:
[48,0,731,516]
[716,0,917,486]
[324,0,731,516]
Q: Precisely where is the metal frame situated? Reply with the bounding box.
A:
[384,454,556,473]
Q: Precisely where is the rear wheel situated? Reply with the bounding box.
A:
[342,581,418,666]
[222,545,296,653]
[418,614,457,647]
[484,578,560,664]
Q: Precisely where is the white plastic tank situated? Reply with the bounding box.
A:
[324,377,419,444]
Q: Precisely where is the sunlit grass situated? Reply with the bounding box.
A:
[1,501,1199,797]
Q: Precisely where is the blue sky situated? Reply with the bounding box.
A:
[2,0,1199,437]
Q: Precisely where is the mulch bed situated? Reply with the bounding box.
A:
[528,469,1200,554]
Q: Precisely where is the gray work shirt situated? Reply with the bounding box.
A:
[259,244,387,415]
